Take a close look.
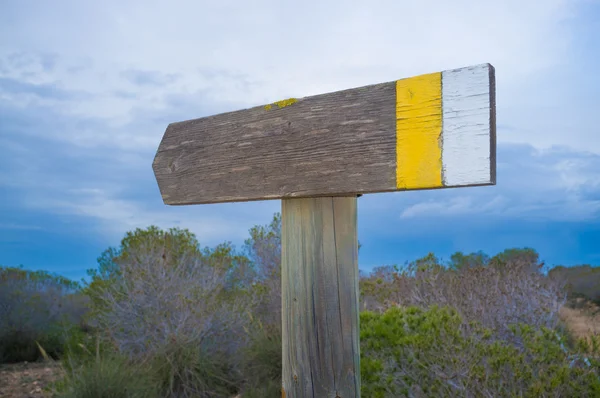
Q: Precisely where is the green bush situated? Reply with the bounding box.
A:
[53,330,158,398]
[0,266,88,364]
[0,322,71,363]
[549,265,600,305]
[240,313,282,394]
[56,327,241,398]
[242,380,282,398]
[360,305,600,397]
[53,353,160,398]
[59,326,116,375]
[146,340,241,398]
[0,331,44,363]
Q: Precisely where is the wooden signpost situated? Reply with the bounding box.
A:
[152,63,496,397]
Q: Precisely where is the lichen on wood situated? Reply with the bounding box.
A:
[264,97,298,110]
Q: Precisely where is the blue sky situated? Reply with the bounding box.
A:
[1,0,599,282]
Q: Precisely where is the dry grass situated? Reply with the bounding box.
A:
[560,298,600,345]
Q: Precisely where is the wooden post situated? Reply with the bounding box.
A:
[151,63,496,398]
[281,197,360,398]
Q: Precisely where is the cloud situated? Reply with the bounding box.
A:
[399,195,510,219]
[30,185,280,246]
[0,223,43,231]
[1,0,599,275]
[1,0,593,150]
[360,143,600,227]
[0,118,279,246]
[121,69,179,87]
[0,76,92,101]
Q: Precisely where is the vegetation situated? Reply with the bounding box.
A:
[1,212,599,397]
[361,306,599,397]
[0,267,87,364]
[549,264,600,305]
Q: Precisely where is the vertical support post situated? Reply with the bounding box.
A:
[281,196,361,398]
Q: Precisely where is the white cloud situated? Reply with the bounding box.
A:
[16,180,280,246]
[0,223,43,231]
[400,195,511,219]
[1,0,591,151]
[360,144,600,224]
[554,157,600,192]
[1,0,599,249]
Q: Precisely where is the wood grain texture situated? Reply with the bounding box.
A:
[441,64,496,186]
[152,64,496,205]
[281,197,360,398]
[396,72,443,189]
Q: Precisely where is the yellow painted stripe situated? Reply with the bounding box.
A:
[395,72,443,189]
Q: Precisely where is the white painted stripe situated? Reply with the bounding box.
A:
[441,64,493,186]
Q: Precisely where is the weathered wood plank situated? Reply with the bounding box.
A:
[281,197,360,398]
[153,63,495,205]
[442,64,496,186]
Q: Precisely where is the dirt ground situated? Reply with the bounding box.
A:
[0,361,62,398]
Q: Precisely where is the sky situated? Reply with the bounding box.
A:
[1,0,599,282]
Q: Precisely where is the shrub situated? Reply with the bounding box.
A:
[0,325,65,363]
[59,326,115,375]
[243,213,282,327]
[0,266,86,363]
[360,251,567,343]
[53,352,160,398]
[57,320,244,398]
[241,380,282,398]
[240,312,282,394]
[549,265,600,305]
[146,339,241,398]
[360,305,600,397]
[82,226,253,397]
